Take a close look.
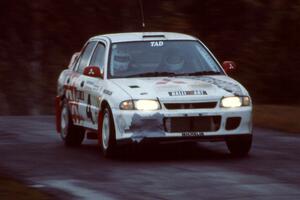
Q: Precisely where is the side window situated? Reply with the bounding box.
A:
[69,52,80,70]
[76,41,97,73]
[90,43,106,71]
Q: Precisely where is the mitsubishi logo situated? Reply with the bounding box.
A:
[88,68,95,75]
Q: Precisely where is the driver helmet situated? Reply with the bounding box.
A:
[163,49,185,71]
[113,50,131,72]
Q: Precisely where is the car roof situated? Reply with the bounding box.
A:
[90,32,197,43]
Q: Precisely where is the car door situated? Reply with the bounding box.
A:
[71,41,97,126]
[82,41,107,127]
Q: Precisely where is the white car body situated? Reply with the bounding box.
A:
[56,32,252,155]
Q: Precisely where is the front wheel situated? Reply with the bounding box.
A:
[60,101,85,146]
[226,135,252,157]
[100,107,117,157]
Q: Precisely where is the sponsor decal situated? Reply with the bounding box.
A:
[192,77,243,96]
[68,101,84,123]
[86,94,94,124]
[86,80,95,85]
[150,41,164,47]
[156,78,186,85]
[86,81,99,91]
[85,86,92,91]
[64,73,83,123]
[92,85,99,91]
[103,89,112,95]
[168,90,207,96]
[182,132,204,137]
[76,91,84,100]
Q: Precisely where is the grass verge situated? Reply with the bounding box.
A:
[0,176,54,200]
[253,104,300,133]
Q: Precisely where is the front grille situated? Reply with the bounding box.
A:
[164,116,221,132]
[164,102,217,110]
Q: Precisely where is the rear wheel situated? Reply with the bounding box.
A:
[226,135,252,157]
[99,107,117,158]
[60,101,85,146]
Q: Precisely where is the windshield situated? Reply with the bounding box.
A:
[108,40,223,78]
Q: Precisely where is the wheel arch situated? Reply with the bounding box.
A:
[97,99,115,145]
[97,99,117,157]
[98,99,111,128]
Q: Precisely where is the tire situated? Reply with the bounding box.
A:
[60,101,85,147]
[226,134,252,157]
[99,107,117,158]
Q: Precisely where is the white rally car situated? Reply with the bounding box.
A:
[56,32,252,157]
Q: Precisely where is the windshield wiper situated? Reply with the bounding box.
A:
[175,71,221,76]
[125,71,177,78]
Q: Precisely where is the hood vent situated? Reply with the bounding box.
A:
[129,85,140,88]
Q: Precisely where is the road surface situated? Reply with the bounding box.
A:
[0,116,300,200]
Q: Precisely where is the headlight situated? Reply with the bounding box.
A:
[119,100,134,110]
[220,96,250,108]
[120,100,161,110]
[134,100,161,110]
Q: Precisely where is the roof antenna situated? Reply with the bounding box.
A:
[138,0,146,29]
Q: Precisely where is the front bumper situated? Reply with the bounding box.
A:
[112,106,252,143]
[116,134,252,145]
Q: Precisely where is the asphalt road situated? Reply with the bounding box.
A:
[0,116,300,200]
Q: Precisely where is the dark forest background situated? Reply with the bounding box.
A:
[0,0,299,115]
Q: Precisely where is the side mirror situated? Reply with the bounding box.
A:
[222,61,237,74]
[83,66,102,78]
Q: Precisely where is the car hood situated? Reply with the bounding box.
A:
[111,76,248,102]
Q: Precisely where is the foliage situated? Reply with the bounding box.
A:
[0,0,299,114]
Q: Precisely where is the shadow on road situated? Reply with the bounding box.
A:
[75,142,249,162]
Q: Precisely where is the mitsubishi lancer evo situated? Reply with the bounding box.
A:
[55,32,252,157]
